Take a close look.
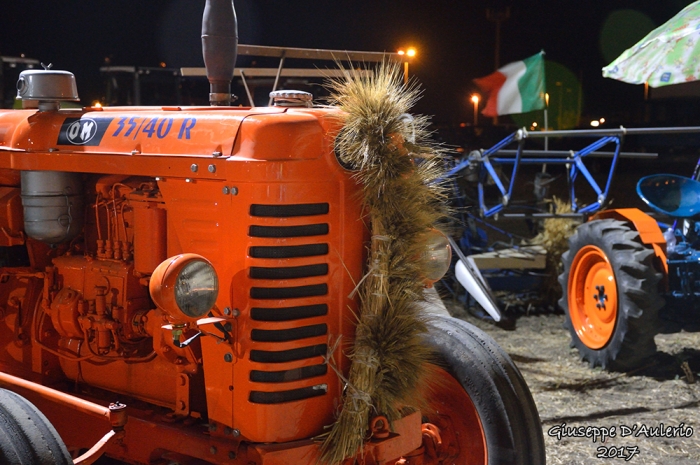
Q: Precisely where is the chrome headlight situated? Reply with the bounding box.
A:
[421,229,452,284]
[174,259,219,318]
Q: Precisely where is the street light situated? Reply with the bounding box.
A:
[471,94,480,125]
[397,47,416,85]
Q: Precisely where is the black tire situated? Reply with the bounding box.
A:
[423,314,546,465]
[558,218,663,370]
[0,388,72,465]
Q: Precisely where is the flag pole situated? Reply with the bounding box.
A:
[544,108,549,151]
[542,107,548,173]
[543,83,549,173]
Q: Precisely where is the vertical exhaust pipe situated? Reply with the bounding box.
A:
[202,0,238,106]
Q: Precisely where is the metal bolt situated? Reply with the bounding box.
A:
[155,177,162,181]
[213,151,222,157]
[224,307,231,315]
[131,149,140,155]
[185,178,193,183]
[191,164,198,172]
[232,429,240,437]
[223,186,230,195]
[224,322,232,332]
[224,353,233,363]
[228,451,237,459]
[209,423,217,432]
[210,446,217,455]
[208,164,216,173]
[231,186,238,195]
[232,308,240,317]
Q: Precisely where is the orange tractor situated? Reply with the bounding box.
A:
[0,2,544,464]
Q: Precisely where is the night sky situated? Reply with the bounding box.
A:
[1,1,696,125]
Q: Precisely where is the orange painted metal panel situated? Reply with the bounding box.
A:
[592,208,666,246]
[0,186,24,246]
[0,101,373,459]
[591,207,669,281]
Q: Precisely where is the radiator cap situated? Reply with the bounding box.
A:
[269,90,312,107]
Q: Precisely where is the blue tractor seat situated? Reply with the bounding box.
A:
[637,174,700,219]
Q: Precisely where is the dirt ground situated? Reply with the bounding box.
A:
[444,301,700,465]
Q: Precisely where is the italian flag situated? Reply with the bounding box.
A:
[474,52,546,117]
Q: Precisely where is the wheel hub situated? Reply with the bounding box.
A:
[416,367,487,464]
[594,285,607,309]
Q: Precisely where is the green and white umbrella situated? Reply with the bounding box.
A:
[603,1,700,87]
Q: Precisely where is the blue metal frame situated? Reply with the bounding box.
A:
[450,126,700,218]
[448,129,625,217]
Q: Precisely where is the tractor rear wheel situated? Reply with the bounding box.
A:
[421,314,545,465]
[0,388,72,465]
[558,218,663,370]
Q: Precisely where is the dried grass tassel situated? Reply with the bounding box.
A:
[319,62,449,464]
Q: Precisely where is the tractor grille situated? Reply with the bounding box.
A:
[247,203,331,404]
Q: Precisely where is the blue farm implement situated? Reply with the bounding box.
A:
[446,127,700,367]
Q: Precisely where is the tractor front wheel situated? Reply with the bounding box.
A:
[0,388,72,465]
[558,219,663,370]
[420,314,545,465]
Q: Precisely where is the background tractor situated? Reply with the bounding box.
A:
[559,171,700,370]
[0,1,545,464]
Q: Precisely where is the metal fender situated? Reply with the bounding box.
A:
[591,208,668,276]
